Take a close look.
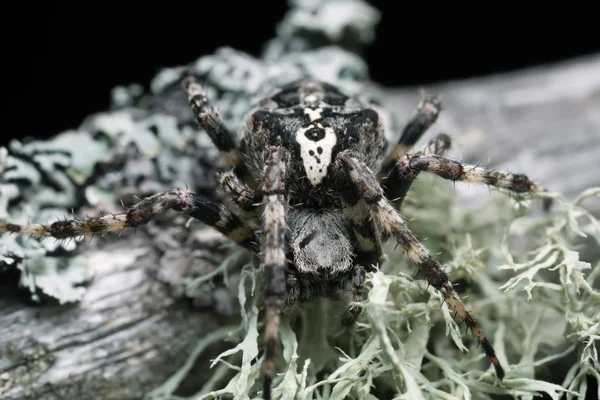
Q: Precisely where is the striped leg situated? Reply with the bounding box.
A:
[383,133,452,209]
[261,147,289,400]
[340,179,384,269]
[395,152,550,209]
[218,170,262,223]
[339,167,384,325]
[341,264,367,325]
[183,76,256,188]
[218,171,257,212]
[338,151,505,380]
[378,95,442,179]
[0,189,258,251]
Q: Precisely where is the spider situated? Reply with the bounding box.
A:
[1,77,548,399]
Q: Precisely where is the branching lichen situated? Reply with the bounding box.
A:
[143,171,598,399]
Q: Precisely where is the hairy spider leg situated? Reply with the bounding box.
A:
[261,147,289,400]
[338,171,383,325]
[337,151,505,380]
[339,198,383,269]
[383,133,452,209]
[417,133,453,157]
[218,171,257,212]
[217,170,263,225]
[0,189,258,251]
[393,152,551,209]
[346,264,367,324]
[337,189,373,326]
[378,95,441,179]
[183,76,258,189]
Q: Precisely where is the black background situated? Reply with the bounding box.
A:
[3,3,598,145]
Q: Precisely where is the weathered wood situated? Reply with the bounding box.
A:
[383,53,600,214]
[1,55,599,400]
[0,218,244,400]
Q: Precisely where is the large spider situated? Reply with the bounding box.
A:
[1,77,547,399]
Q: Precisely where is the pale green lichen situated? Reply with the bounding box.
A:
[145,174,599,400]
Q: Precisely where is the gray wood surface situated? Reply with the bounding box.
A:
[384,54,600,214]
[1,55,599,400]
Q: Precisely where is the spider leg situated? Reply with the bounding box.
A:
[183,76,256,188]
[341,205,380,325]
[394,152,550,209]
[340,184,384,270]
[415,133,452,158]
[382,133,452,209]
[341,264,367,325]
[338,168,384,325]
[260,147,289,400]
[0,189,258,251]
[217,170,263,227]
[218,170,257,212]
[337,151,505,379]
[283,275,300,313]
[378,95,441,179]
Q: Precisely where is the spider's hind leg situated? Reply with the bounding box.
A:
[382,133,452,209]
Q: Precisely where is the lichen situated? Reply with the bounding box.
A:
[147,178,598,400]
[2,0,598,399]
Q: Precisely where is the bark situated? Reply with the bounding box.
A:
[1,54,599,400]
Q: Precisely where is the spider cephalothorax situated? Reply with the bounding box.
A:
[1,77,549,399]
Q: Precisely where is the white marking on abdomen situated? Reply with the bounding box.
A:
[296,125,337,186]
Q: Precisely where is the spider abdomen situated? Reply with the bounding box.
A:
[287,209,355,299]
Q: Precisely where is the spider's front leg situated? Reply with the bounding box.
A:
[0,189,258,251]
[183,76,256,188]
[218,171,257,212]
[382,133,452,209]
[338,167,384,325]
[337,151,505,380]
[395,152,551,209]
[260,147,289,400]
[218,170,263,225]
[378,95,442,179]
